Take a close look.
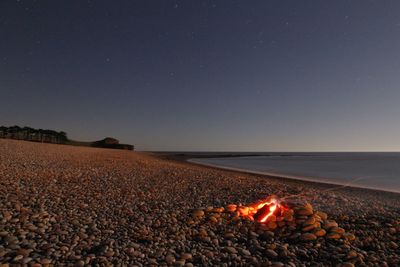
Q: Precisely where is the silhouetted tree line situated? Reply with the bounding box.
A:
[0,126,68,144]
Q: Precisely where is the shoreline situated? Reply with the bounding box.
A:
[155,152,400,206]
[187,158,400,195]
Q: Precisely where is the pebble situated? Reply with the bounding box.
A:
[226,204,237,212]
[240,249,251,256]
[225,247,238,254]
[347,250,358,259]
[301,233,317,241]
[271,262,284,267]
[180,253,192,260]
[0,139,398,266]
[326,233,341,239]
[265,249,278,258]
[323,220,338,229]
[313,228,326,237]
[315,211,328,220]
[165,255,176,264]
[330,227,345,234]
[192,209,204,218]
[41,259,51,265]
[343,233,356,241]
[13,255,23,262]
[175,260,185,266]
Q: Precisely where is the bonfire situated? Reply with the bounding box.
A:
[191,195,355,242]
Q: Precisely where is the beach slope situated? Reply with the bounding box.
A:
[0,139,399,266]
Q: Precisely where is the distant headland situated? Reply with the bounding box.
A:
[0,125,134,150]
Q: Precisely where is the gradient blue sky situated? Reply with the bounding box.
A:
[1,1,400,151]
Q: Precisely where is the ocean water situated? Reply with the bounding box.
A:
[189,153,400,193]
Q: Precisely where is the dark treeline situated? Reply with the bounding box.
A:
[0,125,134,150]
[0,126,68,144]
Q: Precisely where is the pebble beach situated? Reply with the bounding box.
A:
[0,139,399,266]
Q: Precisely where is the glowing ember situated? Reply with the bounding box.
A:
[238,195,288,223]
[255,199,278,223]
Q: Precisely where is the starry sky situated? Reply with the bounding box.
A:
[1,1,400,151]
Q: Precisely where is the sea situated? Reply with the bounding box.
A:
[187,152,400,193]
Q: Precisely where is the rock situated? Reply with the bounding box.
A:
[180,253,192,260]
[0,231,8,237]
[323,220,338,229]
[301,233,317,241]
[13,255,24,262]
[283,209,294,220]
[204,250,214,258]
[347,250,358,259]
[302,222,319,232]
[330,227,345,234]
[23,257,32,264]
[208,216,218,223]
[313,228,326,237]
[76,260,85,267]
[175,260,185,266]
[198,229,208,238]
[206,206,214,212]
[267,220,277,230]
[213,207,224,213]
[326,232,341,239]
[296,203,313,216]
[289,232,301,239]
[343,233,356,241]
[260,231,274,239]
[225,247,238,254]
[192,209,204,218]
[105,250,114,257]
[315,211,328,220]
[240,249,251,256]
[238,206,249,216]
[296,209,313,216]
[303,217,316,226]
[17,248,31,257]
[389,241,398,249]
[165,254,176,264]
[41,259,51,264]
[224,232,235,239]
[265,249,278,258]
[226,204,237,212]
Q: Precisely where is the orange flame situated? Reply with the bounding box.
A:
[238,196,286,223]
[257,198,278,223]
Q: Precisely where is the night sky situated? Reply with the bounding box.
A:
[2,1,400,151]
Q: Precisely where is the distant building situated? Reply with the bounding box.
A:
[92,137,134,150]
